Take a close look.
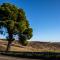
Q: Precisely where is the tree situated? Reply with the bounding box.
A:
[0,3,33,51]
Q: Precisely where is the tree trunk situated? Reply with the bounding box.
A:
[6,41,12,52]
[6,29,13,52]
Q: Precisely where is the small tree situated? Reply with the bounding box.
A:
[0,3,33,51]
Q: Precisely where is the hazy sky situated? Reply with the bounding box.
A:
[0,0,60,42]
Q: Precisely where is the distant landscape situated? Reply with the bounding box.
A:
[0,39,60,52]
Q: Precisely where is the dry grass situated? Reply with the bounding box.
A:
[0,40,60,52]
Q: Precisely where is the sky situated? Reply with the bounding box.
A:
[0,0,60,42]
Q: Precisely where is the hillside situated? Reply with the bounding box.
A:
[0,40,60,52]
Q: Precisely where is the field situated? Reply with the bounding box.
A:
[0,39,60,60]
[0,39,60,52]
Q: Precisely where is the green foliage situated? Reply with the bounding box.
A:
[0,3,33,51]
[0,3,18,21]
[17,20,27,33]
[19,34,28,46]
[23,28,33,39]
[17,8,26,21]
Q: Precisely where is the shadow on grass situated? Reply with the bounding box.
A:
[0,51,60,60]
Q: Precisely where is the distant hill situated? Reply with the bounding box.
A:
[28,41,60,51]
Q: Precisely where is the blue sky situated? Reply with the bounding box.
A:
[0,0,60,42]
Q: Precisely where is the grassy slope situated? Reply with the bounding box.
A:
[0,40,60,52]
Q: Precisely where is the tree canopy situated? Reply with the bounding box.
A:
[0,3,33,51]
